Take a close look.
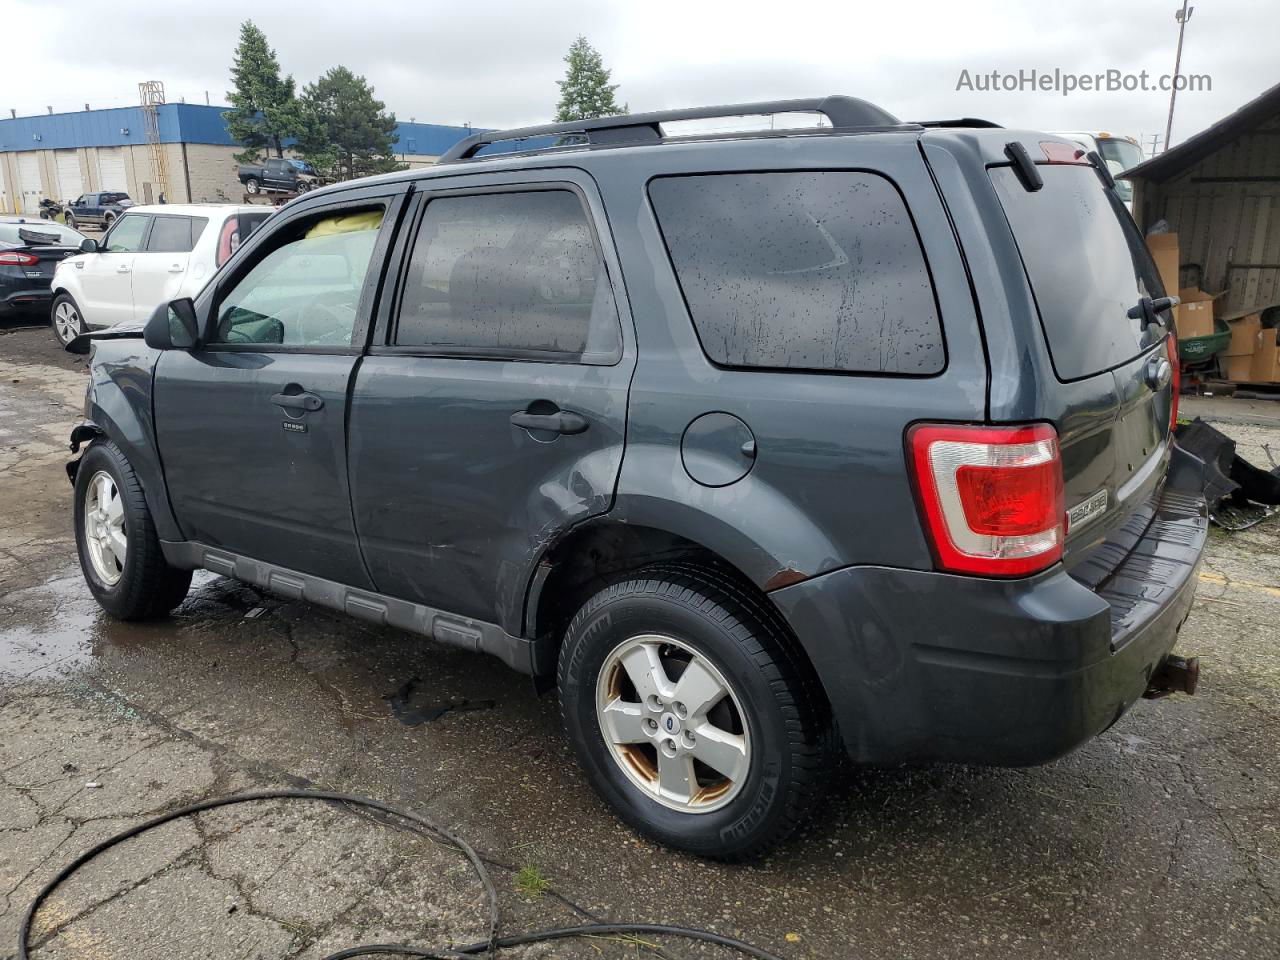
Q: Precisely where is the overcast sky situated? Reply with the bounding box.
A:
[8,0,1278,152]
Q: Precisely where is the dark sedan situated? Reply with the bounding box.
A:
[0,217,86,320]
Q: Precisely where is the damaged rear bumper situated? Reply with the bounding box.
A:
[770,447,1209,767]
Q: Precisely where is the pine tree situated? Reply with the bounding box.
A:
[297,67,402,182]
[555,36,625,122]
[225,21,301,163]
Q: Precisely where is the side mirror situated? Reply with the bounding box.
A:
[79,237,99,254]
[144,298,200,350]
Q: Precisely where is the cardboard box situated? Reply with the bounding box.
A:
[1226,314,1262,357]
[1147,233,1179,295]
[1147,233,1180,327]
[1249,329,1280,382]
[1224,354,1255,382]
[1179,299,1216,339]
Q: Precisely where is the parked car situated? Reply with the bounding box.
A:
[49,204,272,345]
[66,97,1206,860]
[0,217,86,320]
[64,192,136,231]
[236,157,318,195]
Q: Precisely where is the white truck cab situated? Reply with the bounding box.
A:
[1050,132,1145,213]
[50,204,272,346]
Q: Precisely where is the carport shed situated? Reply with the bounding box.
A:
[1126,81,1280,320]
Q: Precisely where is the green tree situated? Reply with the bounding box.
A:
[554,36,625,122]
[224,20,301,162]
[298,67,402,181]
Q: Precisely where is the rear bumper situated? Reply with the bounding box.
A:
[0,282,53,314]
[771,445,1208,766]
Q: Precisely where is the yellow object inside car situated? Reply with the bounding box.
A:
[305,210,383,239]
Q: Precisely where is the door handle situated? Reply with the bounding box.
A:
[168,264,183,273]
[116,265,130,273]
[510,409,589,435]
[271,391,324,412]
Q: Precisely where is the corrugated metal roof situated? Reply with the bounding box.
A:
[0,104,485,157]
[1124,81,1280,184]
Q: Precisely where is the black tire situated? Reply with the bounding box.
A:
[245,177,260,194]
[557,562,832,861]
[102,213,116,229]
[50,292,83,347]
[65,212,76,229]
[73,440,192,620]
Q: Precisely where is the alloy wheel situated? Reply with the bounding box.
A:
[595,634,751,813]
[83,471,126,585]
[53,301,80,345]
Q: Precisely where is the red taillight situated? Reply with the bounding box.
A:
[1167,335,1180,431]
[1039,141,1089,164]
[0,251,39,266]
[216,217,240,268]
[909,423,1065,577]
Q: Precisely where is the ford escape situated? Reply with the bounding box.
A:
[67,97,1207,860]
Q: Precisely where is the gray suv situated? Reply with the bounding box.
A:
[67,97,1207,860]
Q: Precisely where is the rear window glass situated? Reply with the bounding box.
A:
[649,172,944,375]
[990,164,1167,381]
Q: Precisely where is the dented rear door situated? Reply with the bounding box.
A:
[348,168,635,634]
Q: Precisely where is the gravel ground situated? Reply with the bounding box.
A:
[1,319,1277,960]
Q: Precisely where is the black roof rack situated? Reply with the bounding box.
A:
[438,95,903,163]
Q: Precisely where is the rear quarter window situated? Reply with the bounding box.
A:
[990,164,1166,381]
[648,171,945,375]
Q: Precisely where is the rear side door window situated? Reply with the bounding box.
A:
[146,215,208,253]
[394,189,622,364]
[649,172,944,375]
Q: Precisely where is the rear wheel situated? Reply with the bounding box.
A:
[102,213,116,229]
[558,563,832,860]
[51,293,83,347]
[245,177,260,194]
[74,441,192,620]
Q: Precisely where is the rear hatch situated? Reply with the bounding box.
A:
[989,156,1176,580]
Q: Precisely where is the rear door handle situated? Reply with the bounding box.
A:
[510,410,589,435]
[271,391,324,412]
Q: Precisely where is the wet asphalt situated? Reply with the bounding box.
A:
[0,319,1277,960]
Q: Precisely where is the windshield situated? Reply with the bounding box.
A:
[0,222,84,245]
[1098,139,1143,202]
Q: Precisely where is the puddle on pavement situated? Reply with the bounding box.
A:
[0,569,223,680]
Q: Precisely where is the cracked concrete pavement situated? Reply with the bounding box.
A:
[1,321,1278,959]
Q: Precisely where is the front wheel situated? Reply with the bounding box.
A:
[51,293,83,347]
[74,441,192,620]
[65,213,77,229]
[558,563,832,860]
[245,177,260,194]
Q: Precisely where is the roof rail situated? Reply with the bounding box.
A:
[438,95,902,163]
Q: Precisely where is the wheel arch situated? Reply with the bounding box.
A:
[524,506,827,689]
[68,348,183,542]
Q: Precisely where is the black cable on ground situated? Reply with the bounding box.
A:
[18,789,786,960]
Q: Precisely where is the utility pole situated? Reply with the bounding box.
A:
[1164,1,1194,152]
